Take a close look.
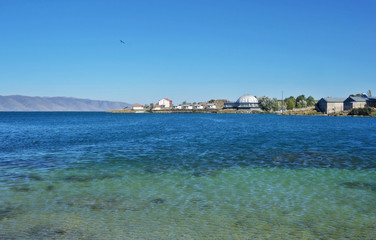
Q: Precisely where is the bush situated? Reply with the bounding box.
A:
[258,96,276,112]
[348,107,374,116]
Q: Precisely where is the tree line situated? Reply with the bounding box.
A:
[258,95,315,112]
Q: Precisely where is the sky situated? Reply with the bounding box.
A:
[0,0,375,104]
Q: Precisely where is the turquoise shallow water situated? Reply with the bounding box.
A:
[0,113,375,239]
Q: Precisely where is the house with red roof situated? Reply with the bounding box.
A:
[158,98,173,108]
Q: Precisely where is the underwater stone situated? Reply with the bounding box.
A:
[28,225,67,238]
[145,167,166,174]
[55,197,141,212]
[54,229,66,235]
[340,182,376,191]
[192,171,216,177]
[193,171,207,177]
[11,185,31,192]
[150,198,165,204]
[0,207,14,220]
[62,174,120,182]
[63,176,96,182]
[89,204,105,210]
[28,174,44,181]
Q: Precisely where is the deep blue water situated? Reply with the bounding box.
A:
[1,112,375,172]
[0,112,375,239]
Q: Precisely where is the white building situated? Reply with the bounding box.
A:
[206,104,217,109]
[315,98,345,114]
[194,105,204,109]
[183,105,193,110]
[223,94,261,110]
[153,105,162,110]
[172,105,182,110]
[132,105,144,110]
[158,98,173,108]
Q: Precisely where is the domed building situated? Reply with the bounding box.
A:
[224,94,261,110]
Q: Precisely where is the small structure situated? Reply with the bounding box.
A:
[194,105,204,109]
[206,104,217,109]
[366,98,376,108]
[224,94,261,110]
[315,98,345,114]
[344,96,368,110]
[172,105,182,110]
[158,98,173,108]
[132,105,144,110]
[183,105,193,110]
[153,105,162,111]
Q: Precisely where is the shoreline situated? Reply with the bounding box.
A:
[107,108,376,117]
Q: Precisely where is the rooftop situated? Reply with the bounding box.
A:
[346,96,368,102]
[322,98,346,103]
[236,94,258,103]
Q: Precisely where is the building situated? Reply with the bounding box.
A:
[183,105,193,110]
[206,104,217,109]
[132,105,144,110]
[172,105,182,110]
[194,105,204,109]
[153,105,162,110]
[366,98,376,108]
[344,96,368,110]
[315,98,345,114]
[223,94,261,110]
[158,98,173,108]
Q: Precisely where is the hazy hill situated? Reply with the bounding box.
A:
[0,95,131,111]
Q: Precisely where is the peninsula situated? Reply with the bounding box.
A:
[0,95,131,111]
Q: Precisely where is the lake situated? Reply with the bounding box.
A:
[0,112,375,239]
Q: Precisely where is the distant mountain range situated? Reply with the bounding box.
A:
[0,95,131,111]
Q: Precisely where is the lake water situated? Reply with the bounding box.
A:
[0,112,375,239]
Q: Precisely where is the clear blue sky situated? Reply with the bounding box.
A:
[0,0,375,104]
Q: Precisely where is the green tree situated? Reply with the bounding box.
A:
[297,99,307,108]
[306,96,315,106]
[272,98,280,111]
[149,103,154,109]
[284,96,296,110]
[208,99,215,103]
[258,96,275,111]
[296,95,306,108]
[182,101,187,105]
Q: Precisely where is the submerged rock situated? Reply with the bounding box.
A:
[0,173,44,182]
[28,224,82,239]
[150,198,165,204]
[62,174,120,182]
[46,185,54,191]
[0,207,14,220]
[144,168,166,174]
[340,182,376,191]
[192,170,216,177]
[11,185,31,192]
[55,197,144,212]
[234,219,249,228]
[62,176,97,182]
[27,174,44,181]
[0,205,22,221]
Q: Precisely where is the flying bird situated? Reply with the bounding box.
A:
[120,40,125,44]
